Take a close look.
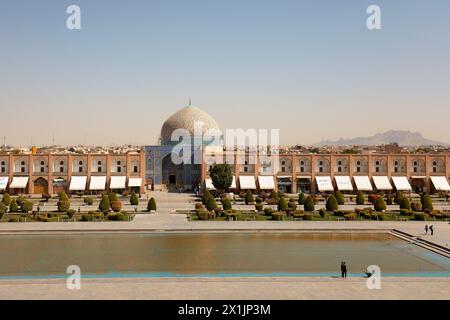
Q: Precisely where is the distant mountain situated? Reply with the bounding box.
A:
[315,130,448,147]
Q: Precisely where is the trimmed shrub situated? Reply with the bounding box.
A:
[298,193,306,205]
[386,195,393,205]
[202,190,213,206]
[288,200,297,210]
[394,191,404,205]
[304,196,315,212]
[303,213,313,221]
[108,192,118,206]
[16,195,25,207]
[130,192,139,206]
[255,203,263,211]
[0,203,7,215]
[368,194,380,205]
[414,212,428,221]
[399,197,411,210]
[9,199,19,213]
[421,192,433,211]
[374,197,386,212]
[344,213,357,221]
[57,201,71,212]
[264,207,274,216]
[318,208,326,218]
[58,191,69,202]
[98,195,110,213]
[206,197,218,211]
[67,209,76,219]
[400,209,412,216]
[84,197,94,205]
[411,201,422,212]
[255,196,263,204]
[269,190,280,204]
[271,212,285,221]
[198,210,213,220]
[245,190,254,205]
[277,197,288,211]
[335,191,345,205]
[20,200,33,213]
[111,200,122,212]
[356,191,365,205]
[147,197,157,211]
[2,193,11,206]
[222,198,232,210]
[326,195,338,211]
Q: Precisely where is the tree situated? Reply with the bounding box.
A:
[326,195,338,211]
[394,191,404,205]
[130,192,139,206]
[20,200,33,213]
[147,197,157,211]
[269,190,280,204]
[98,195,110,213]
[202,189,213,206]
[210,163,233,192]
[421,192,433,211]
[222,198,232,210]
[374,197,386,212]
[277,197,288,211]
[356,191,365,205]
[1,193,11,206]
[9,199,18,212]
[335,191,345,205]
[298,193,306,205]
[399,197,411,210]
[108,192,118,208]
[245,190,254,204]
[0,202,7,215]
[304,196,315,212]
[206,197,218,211]
[58,191,69,202]
[57,200,70,212]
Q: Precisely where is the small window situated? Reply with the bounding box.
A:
[356,167,361,173]
[97,161,102,166]
[319,161,323,166]
[432,161,437,166]
[338,167,342,172]
[78,161,83,165]
[375,167,379,173]
[413,161,418,166]
[1,168,5,173]
[338,160,342,166]
[21,161,25,166]
[413,167,417,173]
[300,161,304,166]
[117,161,121,165]
[433,167,437,173]
[117,167,122,173]
[300,167,304,172]
[394,161,399,166]
[79,166,83,173]
[375,161,380,166]
[133,166,138,173]
[60,167,64,173]
[60,161,64,166]
[394,167,398,173]
[356,160,361,166]
[319,167,323,173]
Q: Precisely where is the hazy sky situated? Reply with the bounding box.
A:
[1,0,449,146]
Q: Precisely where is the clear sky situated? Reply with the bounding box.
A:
[1,0,449,146]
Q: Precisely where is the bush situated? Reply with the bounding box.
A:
[394,191,404,205]
[304,196,315,212]
[202,190,213,206]
[374,197,386,212]
[255,196,263,204]
[222,198,232,210]
[147,197,157,211]
[0,203,7,215]
[421,192,433,211]
[255,203,263,211]
[269,190,280,204]
[344,213,357,221]
[130,192,139,206]
[57,200,71,212]
[326,195,338,211]
[335,191,345,205]
[245,190,254,205]
[111,200,122,212]
[67,209,76,219]
[318,208,326,218]
[288,200,297,210]
[400,209,412,216]
[414,212,428,221]
[16,195,25,207]
[264,207,274,216]
[58,191,69,202]
[98,195,110,213]
[411,201,422,212]
[303,213,313,221]
[386,195,393,205]
[81,214,93,221]
[206,197,218,211]
[9,199,19,212]
[399,197,411,210]
[84,197,94,205]
[368,194,380,205]
[356,191,365,205]
[298,193,306,205]
[2,193,11,206]
[271,212,285,221]
[277,197,288,211]
[198,210,214,220]
[20,200,33,213]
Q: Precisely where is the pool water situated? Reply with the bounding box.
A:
[0,233,448,278]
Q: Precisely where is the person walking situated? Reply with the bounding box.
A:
[425,225,428,234]
[429,225,434,236]
[341,261,347,278]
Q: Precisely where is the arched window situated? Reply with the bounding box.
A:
[40,160,45,173]
[432,161,438,173]
[0,161,5,173]
[97,161,102,173]
[117,160,122,173]
[20,161,26,173]
[356,160,361,173]
[78,160,83,173]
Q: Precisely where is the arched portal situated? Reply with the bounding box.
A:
[33,177,49,195]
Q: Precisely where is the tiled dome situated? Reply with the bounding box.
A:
[160,103,221,145]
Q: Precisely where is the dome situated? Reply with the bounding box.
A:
[160,103,221,144]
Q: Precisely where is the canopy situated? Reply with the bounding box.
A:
[258,176,275,189]
[430,176,450,191]
[391,176,412,191]
[0,177,9,190]
[239,176,256,189]
[334,176,353,191]
[89,176,106,191]
[9,177,29,189]
[353,176,373,191]
[316,176,334,192]
[372,176,393,190]
[110,176,126,189]
[69,176,87,191]
[230,176,236,189]
[205,178,215,190]
[128,178,142,187]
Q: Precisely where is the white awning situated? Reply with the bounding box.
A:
[258,176,275,189]
[9,177,29,189]
[353,176,373,191]
[392,176,412,191]
[128,178,142,187]
[205,178,216,190]
[89,176,106,191]
[0,177,9,190]
[69,176,87,191]
[430,176,450,191]
[334,176,353,191]
[316,176,334,192]
[239,176,256,189]
[230,176,236,189]
[110,176,126,189]
[372,176,393,190]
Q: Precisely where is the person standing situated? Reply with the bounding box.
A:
[429,225,434,236]
[341,261,347,278]
[425,225,428,234]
